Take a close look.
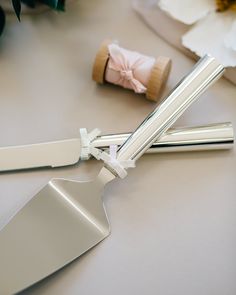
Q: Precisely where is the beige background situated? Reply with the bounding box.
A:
[0,0,236,294]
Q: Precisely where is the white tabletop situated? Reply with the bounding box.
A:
[0,0,236,294]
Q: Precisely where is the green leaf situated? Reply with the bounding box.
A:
[41,0,58,9]
[22,0,65,11]
[0,6,5,36]
[56,0,65,11]
[12,0,21,21]
[40,0,65,10]
[21,0,36,8]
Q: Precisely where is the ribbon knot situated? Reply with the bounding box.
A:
[80,128,136,178]
[79,128,101,160]
[106,44,147,94]
[120,69,134,81]
[91,144,135,179]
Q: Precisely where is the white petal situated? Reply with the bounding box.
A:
[182,12,236,67]
[224,20,236,51]
[159,0,215,25]
[133,0,190,50]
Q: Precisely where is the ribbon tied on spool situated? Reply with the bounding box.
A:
[106,43,147,94]
[118,69,145,93]
[92,40,172,102]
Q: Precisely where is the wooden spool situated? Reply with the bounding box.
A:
[92,40,172,102]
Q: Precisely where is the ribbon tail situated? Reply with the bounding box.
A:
[130,78,147,93]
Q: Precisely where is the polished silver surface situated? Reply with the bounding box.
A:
[95,122,234,153]
[0,138,81,171]
[0,172,112,295]
[0,56,225,295]
[116,55,224,163]
[0,122,233,172]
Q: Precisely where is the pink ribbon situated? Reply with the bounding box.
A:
[105,44,149,94]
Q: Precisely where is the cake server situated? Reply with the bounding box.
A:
[0,122,233,172]
[0,56,224,295]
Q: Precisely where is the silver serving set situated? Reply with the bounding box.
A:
[0,56,234,294]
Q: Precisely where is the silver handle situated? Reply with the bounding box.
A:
[117,55,224,162]
[93,123,234,153]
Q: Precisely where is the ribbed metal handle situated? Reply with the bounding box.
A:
[117,55,224,162]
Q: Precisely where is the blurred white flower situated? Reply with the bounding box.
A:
[159,0,236,66]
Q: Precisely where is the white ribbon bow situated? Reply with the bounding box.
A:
[80,128,135,178]
[79,128,101,160]
[91,144,135,179]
